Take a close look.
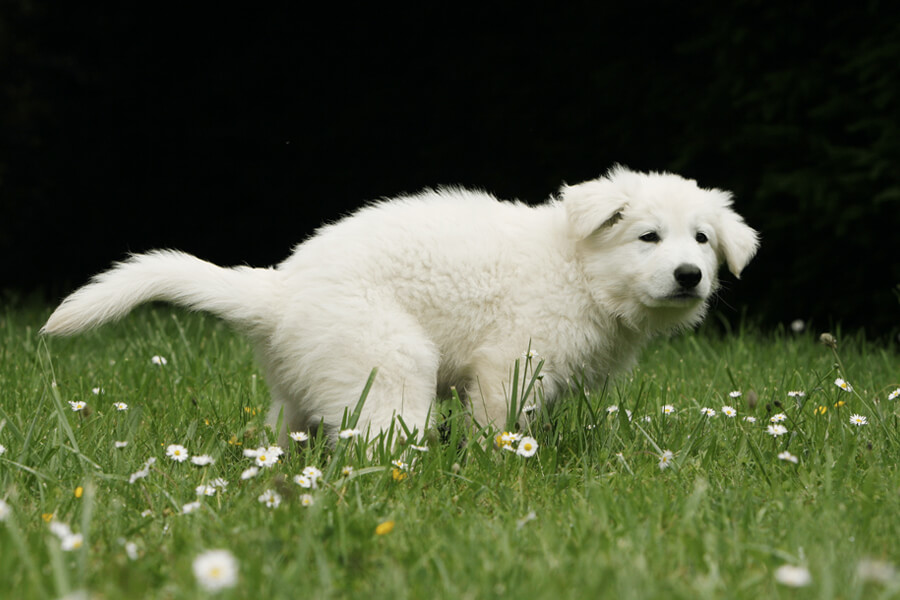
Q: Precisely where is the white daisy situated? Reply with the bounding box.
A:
[210,477,228,490]
[299,494,315,507]
[302,466,323,482]
[606,405,619,414]
[92,387,103,395]
[182,501,202,514]
[729,390,742,398]
[124,540,139,561]
[662,405,675,415]
[742,416,757,423]
[770,413,787,423]
[516,436,539,458]
[658,450,674,470]
[774,564,812,587]
[114,440,128,449]
[240,466,259,480]
[190,455,215,466]
[69,401,86,412]
[0,444,6,455]
[0,498,10,521]
[258,489,281,508]
[721,406,737,418]
[193,549,238,592]
[849,414,868,426]
[150,355,168,366]
[777,451,799,464]
[409,444,429,452]
[60,532,84,551]
[888,388,900,401]
[113,402,128,411]
[293,474,312,488]
[787,391,806,398]
[701,407,716,417]
[767,424,788,437]
[166,444,189,462]
[196,485,217,497]
[834,377,853,392]
[341,466,354,477]
[289,431,309,442]
[338,428,361,439]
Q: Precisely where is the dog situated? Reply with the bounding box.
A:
[43,166,758,443]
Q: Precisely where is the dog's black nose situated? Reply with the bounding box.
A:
[674,264,702,289]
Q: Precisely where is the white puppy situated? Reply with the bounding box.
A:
[43,166,758,441]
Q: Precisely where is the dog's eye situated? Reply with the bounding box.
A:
[639,232,660,243]
[695,232,709,244]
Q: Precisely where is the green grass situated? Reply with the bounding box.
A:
[1,305,899,599]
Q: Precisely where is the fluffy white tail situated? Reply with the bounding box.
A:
[42,250,280,336]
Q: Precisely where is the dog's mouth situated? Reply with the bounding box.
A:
[646,291,705,308]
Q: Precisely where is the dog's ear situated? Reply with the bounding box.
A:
[714,194,759,278]
[562,175,630,240]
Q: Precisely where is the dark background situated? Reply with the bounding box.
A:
[2,2,899,336]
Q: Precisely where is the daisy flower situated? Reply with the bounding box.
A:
[341,466,354,477]
[113,441,128,449]
[742,416,757,423]
[166,444,189,462]
[662,405,675,415]
[210,477,228,490]
[523,349,540,360]
[92,387,103,395]
[196,485,217,497]
[658,450,674,470]
[766,424,788,437]
[787,391,806,398]
[721,405,737,418]
[240,467,259,480]
[0,498,10,521]
[729,390,742,398]
[774,564,812,587]
[289,431,309,442]
[60,532,84,551]
[494,432,521,450]
[834,377,853,392]
[182,501,202,514]
[113,402,128,411]
[150,355,167,366]
[0,444,6,455]
[777,451,799,464]
[258,489,281,508]
[701,407,716,417]
[409,444,429,452]
[522,404,539,414]
[293,474,313,488]
[193,549,239,592]
[338,428,361,439]
[392,459,408,471]
[516,436,539,457]
[191,455,215,466]
[770,413,787,423]
[888,388,900,401]
[302,466,323,482]
[69,401,86,412]
[849,414,868,426]
[299,494,315,507]
[606,405,619,414]
[124,541,139,561]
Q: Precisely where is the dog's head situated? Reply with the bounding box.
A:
[562,166,759,332]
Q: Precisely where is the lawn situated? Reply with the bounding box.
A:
[1,305,899,599]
